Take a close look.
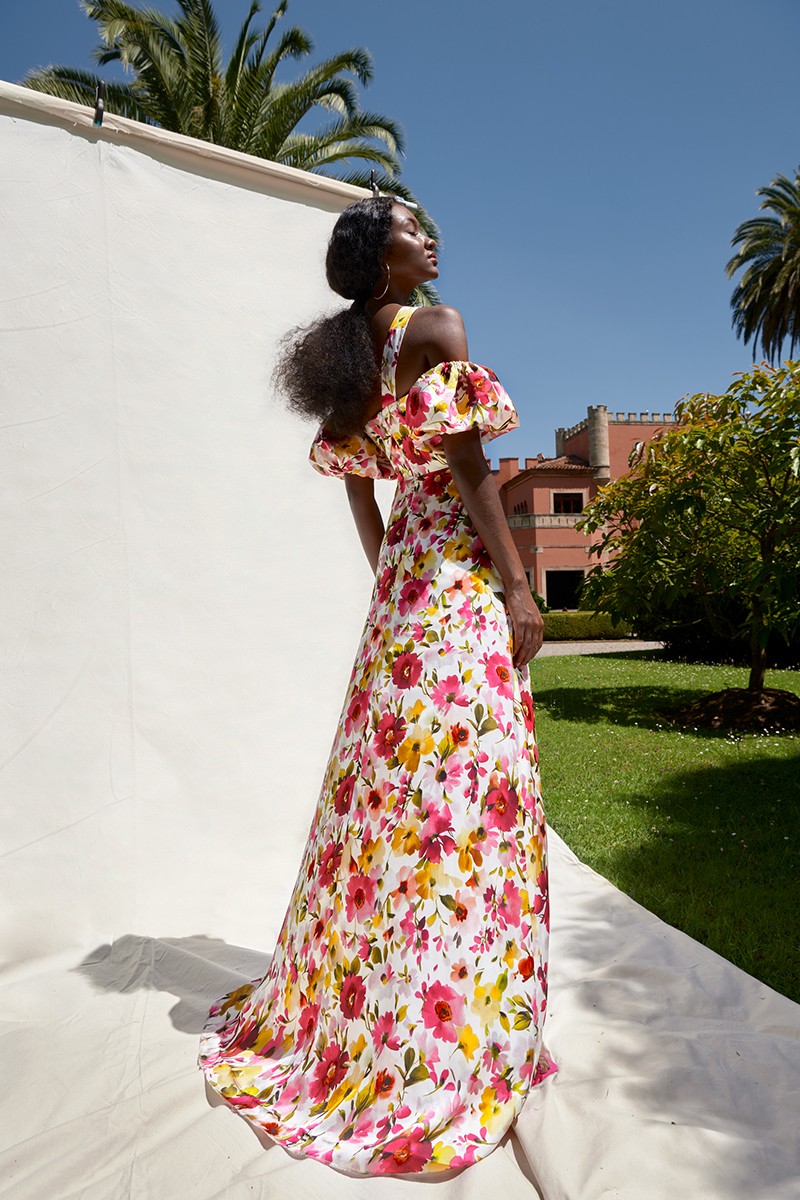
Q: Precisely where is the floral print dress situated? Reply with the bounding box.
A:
[197,305,557,1176]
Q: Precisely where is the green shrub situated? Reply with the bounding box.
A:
[530,589,549,613]
[542,610,633,641]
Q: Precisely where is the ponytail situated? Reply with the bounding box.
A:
[275,197,394,437]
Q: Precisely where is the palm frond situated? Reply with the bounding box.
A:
[727,166,800,362]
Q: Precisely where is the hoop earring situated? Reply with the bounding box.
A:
[372,264,390,300]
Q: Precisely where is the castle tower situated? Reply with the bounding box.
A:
[588,404,610,483]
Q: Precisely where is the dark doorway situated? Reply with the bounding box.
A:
[546,570,584,610]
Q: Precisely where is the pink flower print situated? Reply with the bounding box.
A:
[226,1092,262,1109]
[400,435,429,466]
[365,784,386,814]
[345,690,368,737]
[447,721,471,753]
[391,866,418,907]
[450,957,470,984]
[485,651,514,698]
[419,981,465,1042]
[374,1126,433,1174]
[385,514,407,546]
[309,1042,349,1102]
[431,674,469,712]
[334,774,356,816]
[448,889,474,927]
[345,873,377,921]
[391,651,423,690]
[318,840,343,888]
[404,386,429,429]
[520,690,536,733]
[518,955,535,980]
[398,906,416,942]
[377,564,395,605]
[497,879,522,929]
[448,1145,480,1169]
[419,807,456,863]
[374,712,407,759]
[220,1012,259,1055]
[374,1069,396,1099]
[445,573,476,604]
[296,1002,319,1048]
[398,577,429,616]
[484,779,519,832]
[533,867,550,931]
[371,1011,401,1053]
[424,755,464,790]
[353,1112,376,1141]
[339,972,367,1020]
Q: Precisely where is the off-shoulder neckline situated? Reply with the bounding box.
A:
[366,303,464,431]
[364,357,490,432]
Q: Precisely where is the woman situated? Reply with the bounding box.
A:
[197,196,557,1176]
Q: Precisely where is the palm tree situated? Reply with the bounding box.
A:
[726,167,800,362]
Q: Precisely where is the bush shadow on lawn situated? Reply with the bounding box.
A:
[533,680,713,732]
[595,752,800,1001]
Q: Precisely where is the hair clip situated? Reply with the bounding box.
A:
[369,169,418,210]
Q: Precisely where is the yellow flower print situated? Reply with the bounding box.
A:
[357,836,386,873]
[479,1086,508,1133]
[212,1062,263,1091]
[398,724,435,773]
[325,1078,357,1114]
[350,1033,367,1060]
[457,1024,479,1059]
[414,858,442,899]
[391,821,421,856]
[502,941,519,970]
[471,978,503,1026]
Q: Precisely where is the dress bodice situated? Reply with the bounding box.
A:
[309,305,519,480]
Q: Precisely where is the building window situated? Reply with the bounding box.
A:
[552,492,583,514]
[545,570,585,610]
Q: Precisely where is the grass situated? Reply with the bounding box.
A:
[528,651,800,1003]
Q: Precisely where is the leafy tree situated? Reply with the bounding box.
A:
[726,167,800,362]
[579,363,800,693]
[20,0,439,258]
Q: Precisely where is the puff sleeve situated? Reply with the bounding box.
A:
[308,425,394,479]
[405,361,519,445]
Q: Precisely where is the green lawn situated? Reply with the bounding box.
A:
[529,652,800,1003]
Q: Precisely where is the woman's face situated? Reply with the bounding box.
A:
[383,203,438,288]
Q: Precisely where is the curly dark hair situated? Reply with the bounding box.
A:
[275,196,395,437]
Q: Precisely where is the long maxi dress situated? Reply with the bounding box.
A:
[197,304,558,1176]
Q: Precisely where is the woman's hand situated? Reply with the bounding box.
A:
[441,429,545,670]
[505,580,544,669]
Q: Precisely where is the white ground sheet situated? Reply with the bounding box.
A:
[1,84,798,1199]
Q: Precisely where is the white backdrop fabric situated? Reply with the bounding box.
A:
[1,83,798,1200]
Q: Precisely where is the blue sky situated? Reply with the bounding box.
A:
[2,0,798,458]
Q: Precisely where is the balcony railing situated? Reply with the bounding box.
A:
[507,513,583,529]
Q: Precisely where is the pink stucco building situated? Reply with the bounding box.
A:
[491,405,676,608]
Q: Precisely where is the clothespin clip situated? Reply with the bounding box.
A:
[369,169,418,210]
[93,81,106,127]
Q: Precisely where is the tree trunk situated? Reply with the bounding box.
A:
[748,624,766,692]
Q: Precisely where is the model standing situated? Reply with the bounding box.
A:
[198,196,557,1176]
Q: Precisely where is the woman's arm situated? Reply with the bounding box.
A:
[442,429,544,668]
[344,475,385,575]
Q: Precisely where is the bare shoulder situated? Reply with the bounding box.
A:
[409,304,469,362]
